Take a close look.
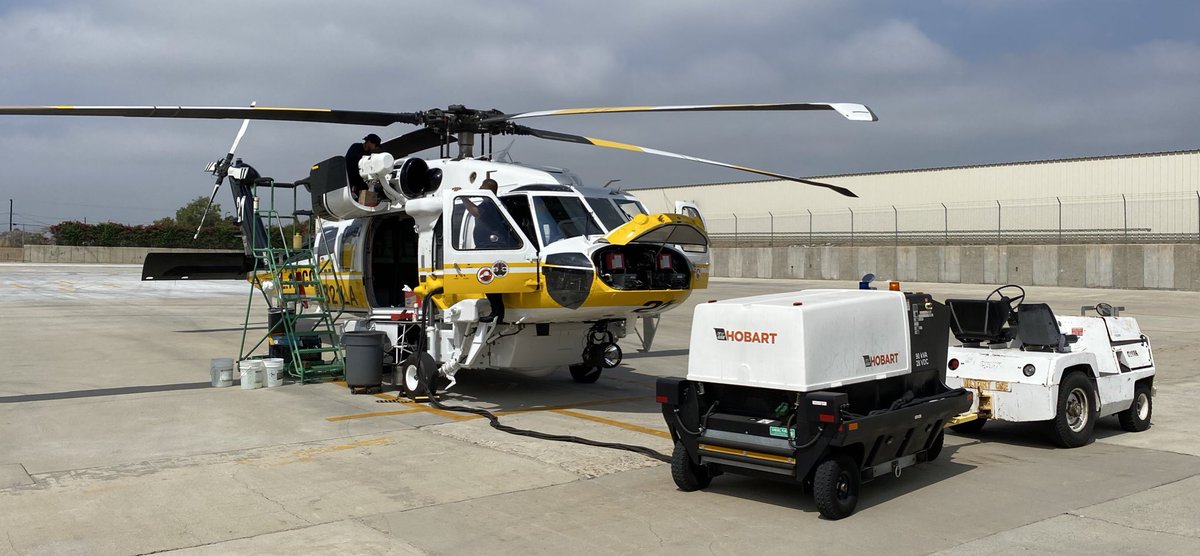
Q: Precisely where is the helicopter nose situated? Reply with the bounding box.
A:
[543,252,594,310]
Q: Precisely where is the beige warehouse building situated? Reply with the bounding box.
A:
[633,150,1200,242]
[631,150,1200,291]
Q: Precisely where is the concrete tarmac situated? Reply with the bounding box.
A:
[2,263,1198,555]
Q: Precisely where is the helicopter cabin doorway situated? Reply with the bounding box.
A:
[366,214,419,307]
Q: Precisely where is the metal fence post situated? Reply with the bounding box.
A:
[1121,194,1128,239]
[892,205,898,246]
[1056,196,1062,244]
[941,202,947,245]
[733,213,739,248]
[996,200,1001,244]
[807,209,813,245]
[768,211,774,247]
[848,207,854,247]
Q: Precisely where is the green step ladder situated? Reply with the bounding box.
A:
[238,180,345,383]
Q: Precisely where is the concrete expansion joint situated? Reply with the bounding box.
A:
[1065,512,1200,540]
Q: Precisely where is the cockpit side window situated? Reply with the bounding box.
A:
[531,195,604,247]
[614,198,647,220]
[584,197,627,230]
[500,194,539,251]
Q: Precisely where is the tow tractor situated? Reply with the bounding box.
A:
[943,285,1155,448]
[657,290,971,519]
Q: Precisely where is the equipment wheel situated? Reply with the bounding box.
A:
[569,364,602,384]
[402,351,437,398]
[1117,381,1153,432]
[950,417,988,434]
[812,454,860,520]
[926,431,945,462]
[670,441,711,491]
[1051,372,1097,448]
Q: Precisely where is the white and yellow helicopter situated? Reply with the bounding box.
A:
[0,102,875,392]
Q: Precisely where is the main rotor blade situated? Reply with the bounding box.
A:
[520,126,857,198]
[487,102,877,123]
[380,127,456,158]
[0,105,421,126]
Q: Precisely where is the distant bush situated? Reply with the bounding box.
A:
[49,219,244,249]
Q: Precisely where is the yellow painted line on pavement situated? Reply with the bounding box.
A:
[326,408,425,422]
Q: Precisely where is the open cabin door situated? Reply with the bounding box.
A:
[671,201,711,284]
[674,200,706,229]
[441,191,540,295]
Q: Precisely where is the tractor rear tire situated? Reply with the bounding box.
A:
[671,441,711,491]
[813,454,860,520]
[950,417,987,434]
[1051,372,1098,448]
[1118,381,1153,432]
[926,431,945,462]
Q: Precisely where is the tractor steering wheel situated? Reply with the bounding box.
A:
[987,284,1025,312]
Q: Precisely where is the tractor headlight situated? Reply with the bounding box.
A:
[1022,364,1036,377]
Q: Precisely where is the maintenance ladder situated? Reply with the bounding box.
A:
[239,180,345,383]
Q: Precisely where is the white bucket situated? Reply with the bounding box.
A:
[263,358,285,388]
[210,357,234,387]
[239,360,264,390]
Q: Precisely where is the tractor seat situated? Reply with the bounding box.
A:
[946,299,1013,344]
[1015,303,1074,353]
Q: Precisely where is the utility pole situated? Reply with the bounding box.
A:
[8,199,12,232]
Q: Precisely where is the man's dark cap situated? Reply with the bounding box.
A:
[363,133,382,144]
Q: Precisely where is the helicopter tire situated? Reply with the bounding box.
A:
[403,351,438,398]
[569,364,602,384]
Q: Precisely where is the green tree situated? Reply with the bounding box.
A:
[175,196,223,229]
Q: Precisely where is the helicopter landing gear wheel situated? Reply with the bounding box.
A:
[402,351,437,398]
[569,364,602,384]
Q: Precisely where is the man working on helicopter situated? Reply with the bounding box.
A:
[345,134,382,202]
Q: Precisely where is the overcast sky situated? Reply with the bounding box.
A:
[2,0,1198,229]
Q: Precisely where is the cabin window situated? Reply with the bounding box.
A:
[340,222,362,270]
[451,196,524,251]
[531,195,603,247]
[584,197,627,230]
[315,227,339,258]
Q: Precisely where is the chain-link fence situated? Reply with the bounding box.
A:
[707,191,1200,247]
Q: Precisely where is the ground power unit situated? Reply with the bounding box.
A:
[658,289,971,519]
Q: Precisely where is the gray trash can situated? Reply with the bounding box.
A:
[343,330,387,393]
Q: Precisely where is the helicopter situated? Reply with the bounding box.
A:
[0,101,876,391]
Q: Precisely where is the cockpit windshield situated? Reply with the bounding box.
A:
[531,195,604,246]
[584,197,628,230]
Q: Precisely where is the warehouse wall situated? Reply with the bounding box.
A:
[633,150,1200,236]
[710,244,1200,291]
